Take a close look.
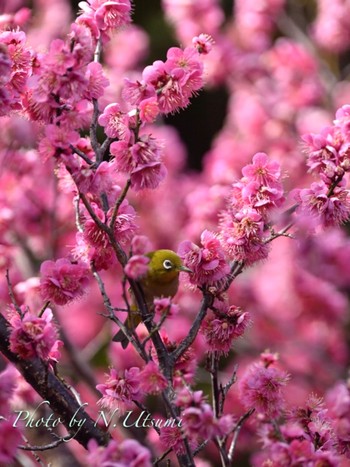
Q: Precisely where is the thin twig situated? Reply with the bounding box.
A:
[172,291,213,362]
[6,269,23,317]
[91,264,148,361]
[228,408,255,463]
[219,364,238,416]
[154,447,172,465]
[132,400,161,435]
[141,305,171,347]
[70,144,93,165]
[210,352,221,418]
[19,435,73,451]
[38,301,51,318]
[109,178,131,230]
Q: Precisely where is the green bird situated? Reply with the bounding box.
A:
[113,249,192,348]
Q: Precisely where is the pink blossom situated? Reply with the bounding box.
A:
[240,362,290,418]
[175,388,207,409]
[178,230,229,286]
[38,124,80,160]
[295,182,350,227]
[9,308,63,362]
[94,1,132,31]
[98,102,131,140]
[110,134,167,190]
[96,367,143,413]
[139,96,160,123]
[0,418,22,464]
[202,305,250,354]
[84,62,109,99]
[192,33,214,54]
[122,79,156,106]
[139,361,168,394]
[124,254,150,280]
[130,161,167,191]
[153,297,179,318]
[242,152,281,186]
[83,200,137,248]
[160,425,189,455]
[312,0,350,53]
[181,400,234,442]
[131,235,153,255]
[78,1,132,36]
[0,365,18,415]
[219,208,269,265]
[141,44,206,115]
[87,438,152,467]
[40,258,90,305]
[74,232,116,271]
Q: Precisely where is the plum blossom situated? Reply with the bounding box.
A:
[98,102,130,140]
[124,254,150,280]
[202,304,250,354]
[153,297,179,318]
[219,208,269,265]
[82,200,137,248]
[139,361,168,394]
[178,230,229,286]
[8,308,63,362]
[40,258,90,305]
[110,134,167,191]
[87,438,152,467]
[295,181,350,227]
[0,365,18,415]
[78,0,132,37]
[239,360,290,418]
[97,367,143,413]
[0,417,23,465]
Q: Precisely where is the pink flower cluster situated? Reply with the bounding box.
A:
[122,39,210,115]
[312,0,350,53]
[295,106,350,227]
[239,355,290,419]
[78,0,132,42]
[26,22,109,132]
[178,388,233,443]
[40,258,90,305]
[219,152,284,265]
[0,365,23,464]
[234,0,285,51]
[87,438,152,467]
[8,308,63,362]
[254,391,349,466]
[0,30,33,116]
[75,198,137,270]
[202,301,250,354]
[96,367,143,413]
[109,132,167,191]
[178,229,229,287]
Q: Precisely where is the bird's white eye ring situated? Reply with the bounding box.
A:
[163,259,173,270]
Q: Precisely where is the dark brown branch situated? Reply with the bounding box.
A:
[0,313,110,449]
[171,291,213,362]
[70,145,93,165]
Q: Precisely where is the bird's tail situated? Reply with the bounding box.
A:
[112,328,130,349]
[112,307,142,349]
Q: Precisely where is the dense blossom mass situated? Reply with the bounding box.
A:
[0,0,350,466]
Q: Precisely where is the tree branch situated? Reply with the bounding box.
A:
[0,313,110,449]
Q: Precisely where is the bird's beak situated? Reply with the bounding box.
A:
[179,265,192,273]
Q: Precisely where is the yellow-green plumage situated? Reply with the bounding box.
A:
[113,249,191,348]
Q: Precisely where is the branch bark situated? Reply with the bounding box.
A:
[0,313,110,449]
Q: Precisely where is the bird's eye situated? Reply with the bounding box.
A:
[163,259,173,270]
